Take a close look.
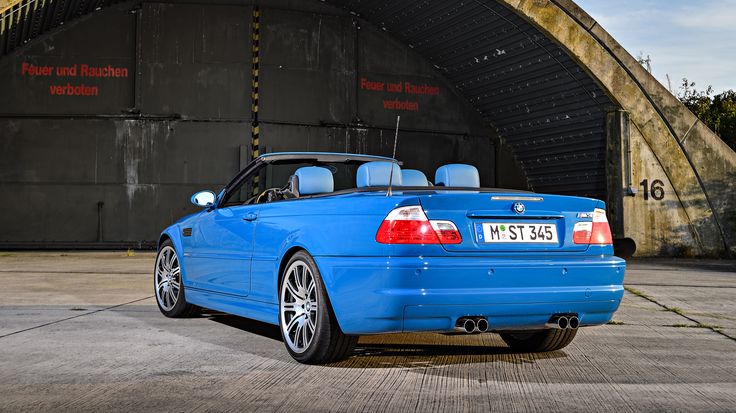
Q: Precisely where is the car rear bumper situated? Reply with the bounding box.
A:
[315,255,625,335]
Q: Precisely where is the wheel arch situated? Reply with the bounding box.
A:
[276,245,348,333]
[157,227,188,282]
[277,245,307,286]
[158,234,172,250]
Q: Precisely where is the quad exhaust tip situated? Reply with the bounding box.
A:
[476,318,489,332]
[457,317,489,334]
[547,314,579,330]
[463,318,476,333]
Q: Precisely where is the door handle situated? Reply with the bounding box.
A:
[243,213,258,222]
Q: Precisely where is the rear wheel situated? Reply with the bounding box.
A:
[279,251,357,364]
[499,329,577,352]
[154,240,198,318]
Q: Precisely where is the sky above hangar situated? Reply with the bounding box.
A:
[575,0,736,95]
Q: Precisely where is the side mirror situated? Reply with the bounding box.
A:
[191,190,216,208]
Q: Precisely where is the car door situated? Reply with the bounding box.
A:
[184,204,258,296]
[183,174,260,297]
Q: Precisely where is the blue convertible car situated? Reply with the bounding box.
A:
[155,152,625,364]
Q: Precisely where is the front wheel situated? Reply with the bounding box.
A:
[279,251,357,364]
[154,240,198,318]
[499,329,577,352]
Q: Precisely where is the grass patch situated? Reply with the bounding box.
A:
[670,323,723,331]
[607,320,625,325]
[0,252,13,257]
[697,323,723,331]
[624,286,653,300]
[664,306,687,316]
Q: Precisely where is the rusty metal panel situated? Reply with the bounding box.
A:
[0,117,248,243]
[259,8,356,125]
[138,3,252,119]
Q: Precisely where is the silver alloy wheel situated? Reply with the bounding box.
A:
[155,246,181,312]
[280,260,318,354]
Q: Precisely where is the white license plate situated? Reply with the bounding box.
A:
[475,222,558,244]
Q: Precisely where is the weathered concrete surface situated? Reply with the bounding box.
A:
[506,0,736,257]
[1,252,735,412]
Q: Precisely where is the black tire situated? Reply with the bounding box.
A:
[154,240,199,318]
[279,251,357,364]
[499,329,577,352]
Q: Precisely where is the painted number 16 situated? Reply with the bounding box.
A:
[640,179,665,201]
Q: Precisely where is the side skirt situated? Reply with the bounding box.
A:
[186,287,279,326]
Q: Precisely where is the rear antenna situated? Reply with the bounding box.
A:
[387,115,400,197]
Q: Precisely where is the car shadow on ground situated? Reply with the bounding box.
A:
[206,313,568,368]
[334,343,567,369]
[207,313,283,342]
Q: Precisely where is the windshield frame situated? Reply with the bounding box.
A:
[215,153,400,209]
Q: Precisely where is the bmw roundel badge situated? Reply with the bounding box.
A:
[513,202,526,214]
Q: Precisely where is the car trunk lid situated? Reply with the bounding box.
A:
[418,191,601,253]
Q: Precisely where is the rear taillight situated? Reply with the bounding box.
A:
[573,208,613,245]
[376,206,462,244]
[430,220,462,244]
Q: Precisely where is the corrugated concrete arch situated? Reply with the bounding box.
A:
[1,0,734,256]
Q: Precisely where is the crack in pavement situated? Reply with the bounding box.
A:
[0,296,154,339]
[624,286,736,342]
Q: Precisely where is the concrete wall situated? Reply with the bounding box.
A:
[503,0,736,257]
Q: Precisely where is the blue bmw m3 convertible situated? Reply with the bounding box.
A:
[154,152,625,364]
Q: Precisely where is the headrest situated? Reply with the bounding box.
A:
[401,169,429,187]
[294,167,334,195]
[435,164,480,188]
[356,161,403,188]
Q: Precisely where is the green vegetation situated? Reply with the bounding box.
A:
[671,322,723,331]
[678,79,736,152]
[624,286,652,300]
[664,306,687,316]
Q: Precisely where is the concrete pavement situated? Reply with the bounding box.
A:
[0,252,735,412]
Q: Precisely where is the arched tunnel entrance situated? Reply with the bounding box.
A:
[1,0,734,256]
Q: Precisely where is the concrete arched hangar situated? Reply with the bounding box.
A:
[0,0,734,256]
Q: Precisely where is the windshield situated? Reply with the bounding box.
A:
[220,159,373,207]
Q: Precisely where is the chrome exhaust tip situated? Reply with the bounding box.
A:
[547,314,579,330]
[475,318,489,333]
[463,318,476,333]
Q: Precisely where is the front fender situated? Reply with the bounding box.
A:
[158,225,190,284]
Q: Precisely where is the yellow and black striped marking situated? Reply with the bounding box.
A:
[250,6,261,194]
